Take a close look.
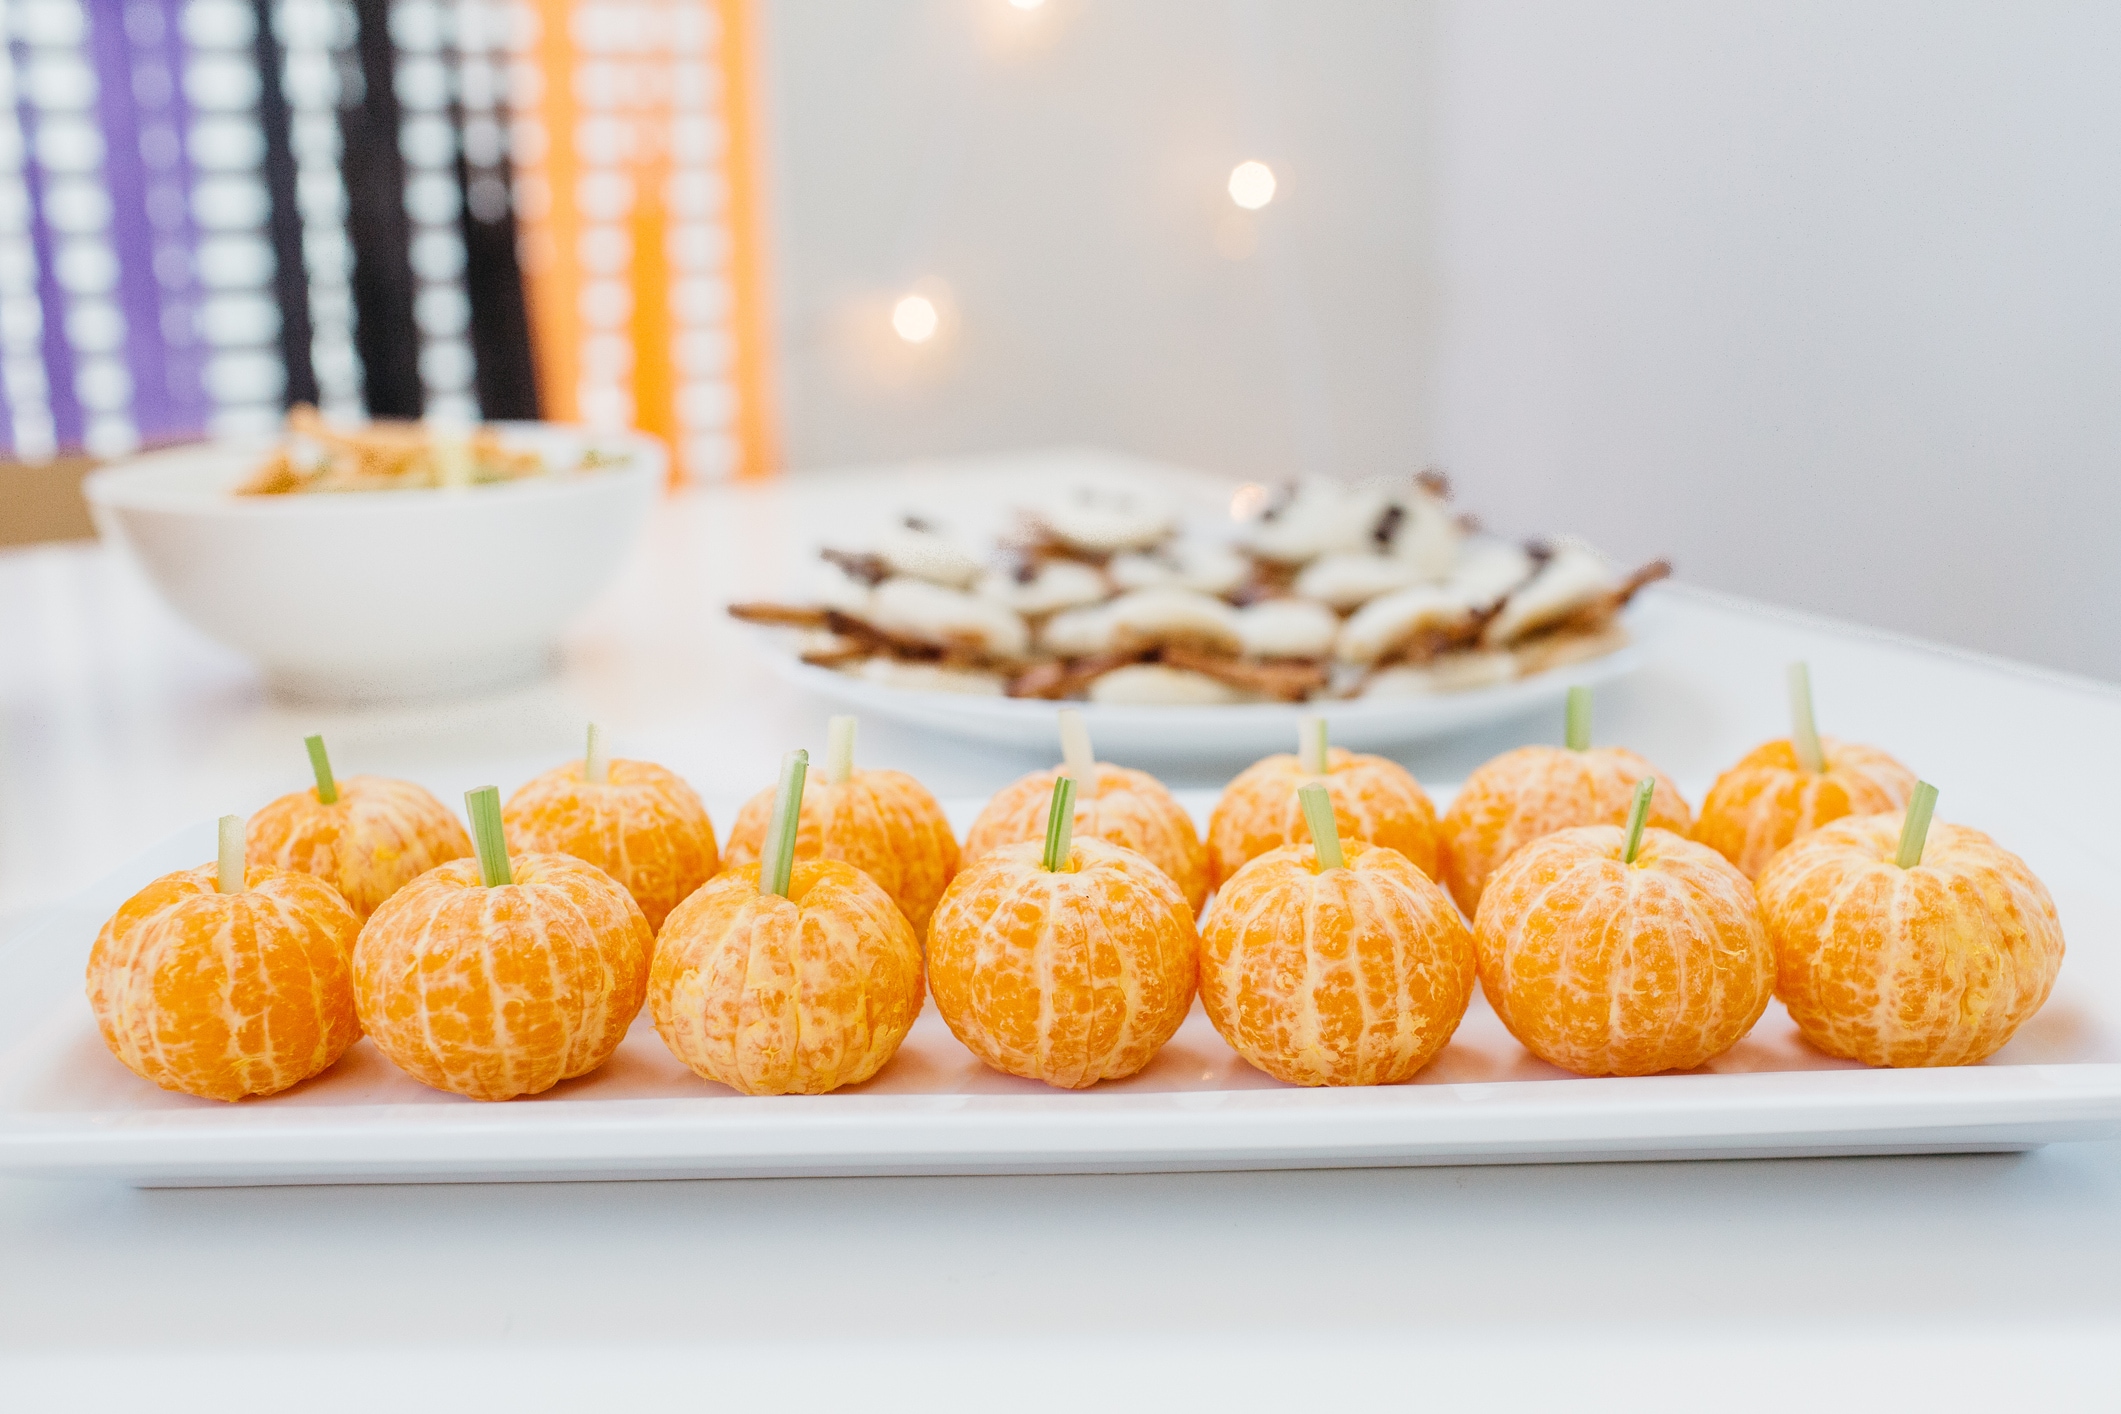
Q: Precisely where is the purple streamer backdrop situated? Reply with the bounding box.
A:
[88,2,181,442]
[13,77,84,453]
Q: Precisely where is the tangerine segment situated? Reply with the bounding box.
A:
[1439,745,1692,916]
[1755,814,2063,1067]
[1200,841,1475,1086]
[1474,825,1773,1076]
[87,865,362,1101]
[246,775,473,921]
[1695,737,1916,880]
[650,860,924,1095]
[926,837,1197,1089]
[724,769,959,936]
[964,764,1208,913]
[1206,747,1439,889]
[502,759,718,931]
[353,853,653,1101]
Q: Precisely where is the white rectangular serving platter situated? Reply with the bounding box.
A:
[5,798,2120,1188]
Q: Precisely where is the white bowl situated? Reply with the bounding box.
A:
[84,424,662,703]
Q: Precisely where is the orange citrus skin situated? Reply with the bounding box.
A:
[1473,825,1774,1077]
[1440,745,1693,917]
[1695,737,1917,880]
[1200,841,1475,1086]
[87,865,361,1101]
[1206,747,1439,891]
[724,769,959,937]
[926,837,1198,1089]
[1756,814,2063,1067]
[964,763,1208,914]
[650,860,925,1095]
[502,759,719,931]
[246,775,472,922]
[352,852,654,1101]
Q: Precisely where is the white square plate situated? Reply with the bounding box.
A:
[4,794,2118,1188]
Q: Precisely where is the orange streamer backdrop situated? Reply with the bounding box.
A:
[511,0,776,482]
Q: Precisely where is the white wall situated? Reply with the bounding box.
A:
[762,1,2121,680]
[1431,0,2121,680]
[762,0,1441,483]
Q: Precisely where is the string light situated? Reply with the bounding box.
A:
[1228,160,1276,211]
[892,293,940,344]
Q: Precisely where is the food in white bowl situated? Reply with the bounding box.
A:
[729,472,1667,704]
[85,420,661,704]
[234,406,625,495]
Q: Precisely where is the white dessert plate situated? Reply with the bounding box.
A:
[765,631,1646,762]
[4,797,2117,1188]
[734,446,1658,762]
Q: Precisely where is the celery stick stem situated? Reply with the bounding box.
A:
[1621,779,1655,865]
[1042,775,1078,872]
[1896,781,1939,869]
[465,786,512,887]
[761,751,809,897]
[217,814,245,893]
[304,735,337,805]
[1299,782,1343,870]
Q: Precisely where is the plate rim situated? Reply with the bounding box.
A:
[764,637,1648,724]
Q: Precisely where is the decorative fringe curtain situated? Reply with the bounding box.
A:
[0,0,770,481]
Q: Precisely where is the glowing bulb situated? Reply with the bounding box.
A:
[892,294,939,344]
[1228,161,1276,211]
[1229,483,1269,520]
[1008,0,1045,8]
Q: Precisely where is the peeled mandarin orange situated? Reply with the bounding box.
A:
[723,769,958,936]
[927,836,1197,1088]
[650,860,924,1094]
[246,774,472,921]
[1206,746,1439,889]
[1473,824,1774,1076]
[1696,738,1916,880]
[1439,745,1692,916]
[964,763,1208,913]
[502,758,718,930]
[1756,813,2063,1067]
[87,864,362,1101]
[1200,840,1475,1086]
[352,852,654,1100]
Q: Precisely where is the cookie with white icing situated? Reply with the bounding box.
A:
[975,559,1109,616]
[1482,544,1616,647]
[1039,602,1116,658]
[806,558,876,615]
[1382,487,1460,578]
[1238,478,1384,564]
[865,577,1030,659]
[1108,540,1250,597]
[1448,539,1537,608]
[1234,598,1339,660]
[1026,485,1177,555]
[876,518,985,588]
[1294,553,1430,611]
[1336,585,1474,666]
[1102,588,1243,655]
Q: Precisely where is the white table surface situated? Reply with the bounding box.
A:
[5,463,2121,1409]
